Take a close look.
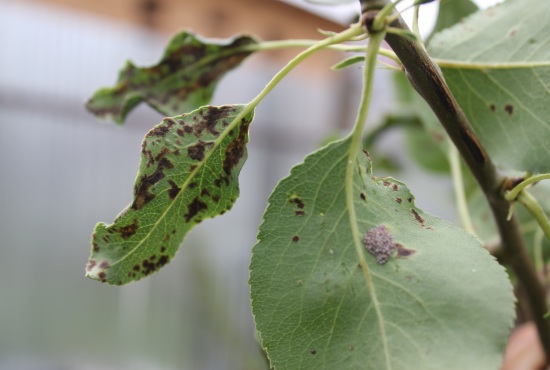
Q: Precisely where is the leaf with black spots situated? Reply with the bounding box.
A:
[86,31,259,123]
[86,104,254,285]
[250,138,514,370]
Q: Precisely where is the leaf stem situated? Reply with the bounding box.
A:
[506,173,550,201]
[345,29,391,369]
[449,145,477,237]
[518,191,550,245]
[243,24,364,115]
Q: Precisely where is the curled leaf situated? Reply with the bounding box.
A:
[86,31,259,123]
[86,104,254,285]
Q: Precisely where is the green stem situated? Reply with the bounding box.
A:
[252,39,366,53]
[251,39,400,65]
[345,29,390,369]
[244,24,364,114]
[506,173,550,201]
[518,191,550,244]
[449,145,477,237]
[534,227,544,274]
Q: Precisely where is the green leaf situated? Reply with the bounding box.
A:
[428,0,550,172]
[331,55,365,70]
[86,105,254,285]
[250,138,513,370]
[426,0,478,43]
[86,31,259,124]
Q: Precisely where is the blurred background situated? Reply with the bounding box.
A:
[0,0,496,369]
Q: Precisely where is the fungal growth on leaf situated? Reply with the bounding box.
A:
[363,225,395,264]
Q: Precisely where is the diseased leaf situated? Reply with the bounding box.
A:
[86,31,259,124]
[428,0,550,172]
[86,105,254,285]
[250,138,514,370]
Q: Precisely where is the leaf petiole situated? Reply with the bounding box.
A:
[505,173,550,201]
[517,191,550,245]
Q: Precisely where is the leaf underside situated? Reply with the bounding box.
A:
[86,104,253,285]
[428,0,550,173]
[86,31,259,123]
[249,138,514,370]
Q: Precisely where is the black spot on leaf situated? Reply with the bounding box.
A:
[187,141,206,161]
[396,197,402,204]
[167,180,180,199]
[505,104,514,115]
[184,197,208,222]
[489,104,496,112]
[411,209,425,226]
[360,193,366,201]
[292,236,300,242]
[132,157,174,209]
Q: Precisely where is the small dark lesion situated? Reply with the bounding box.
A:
[504,104,514,115]
[395,243,416,257]
[411,209,425,226]
[119,219,140,239]
[167,180,180,199]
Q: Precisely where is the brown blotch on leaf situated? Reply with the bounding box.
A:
[148,121,172,137]
[395,243,416,257]
[360,193,366,201]
[184,197,208,222]
[201,188,211,197]
[411,209,425,226]
[86,259,97,271]
[295,210,305,216]
[92,243,100,252]
[407,197,412,203]
[160,246,167,252]
[291,197,305,209]
[119,219,139,239]
[189,182,197,189]
[98,261,110,270]
[489,104,496,112]
[133,265,141,272]
[212,195,220,202]
[222,118,250,179]
[310,348,317,355]
[383,180,391,187]
[167,180,180,199]
[132,157,174,209]
[505,104,514,115]
[187,141,206,161]
[392,184,399,191]
[98,271,107,283]
[396,197,402,204]
[292,235,300,242]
